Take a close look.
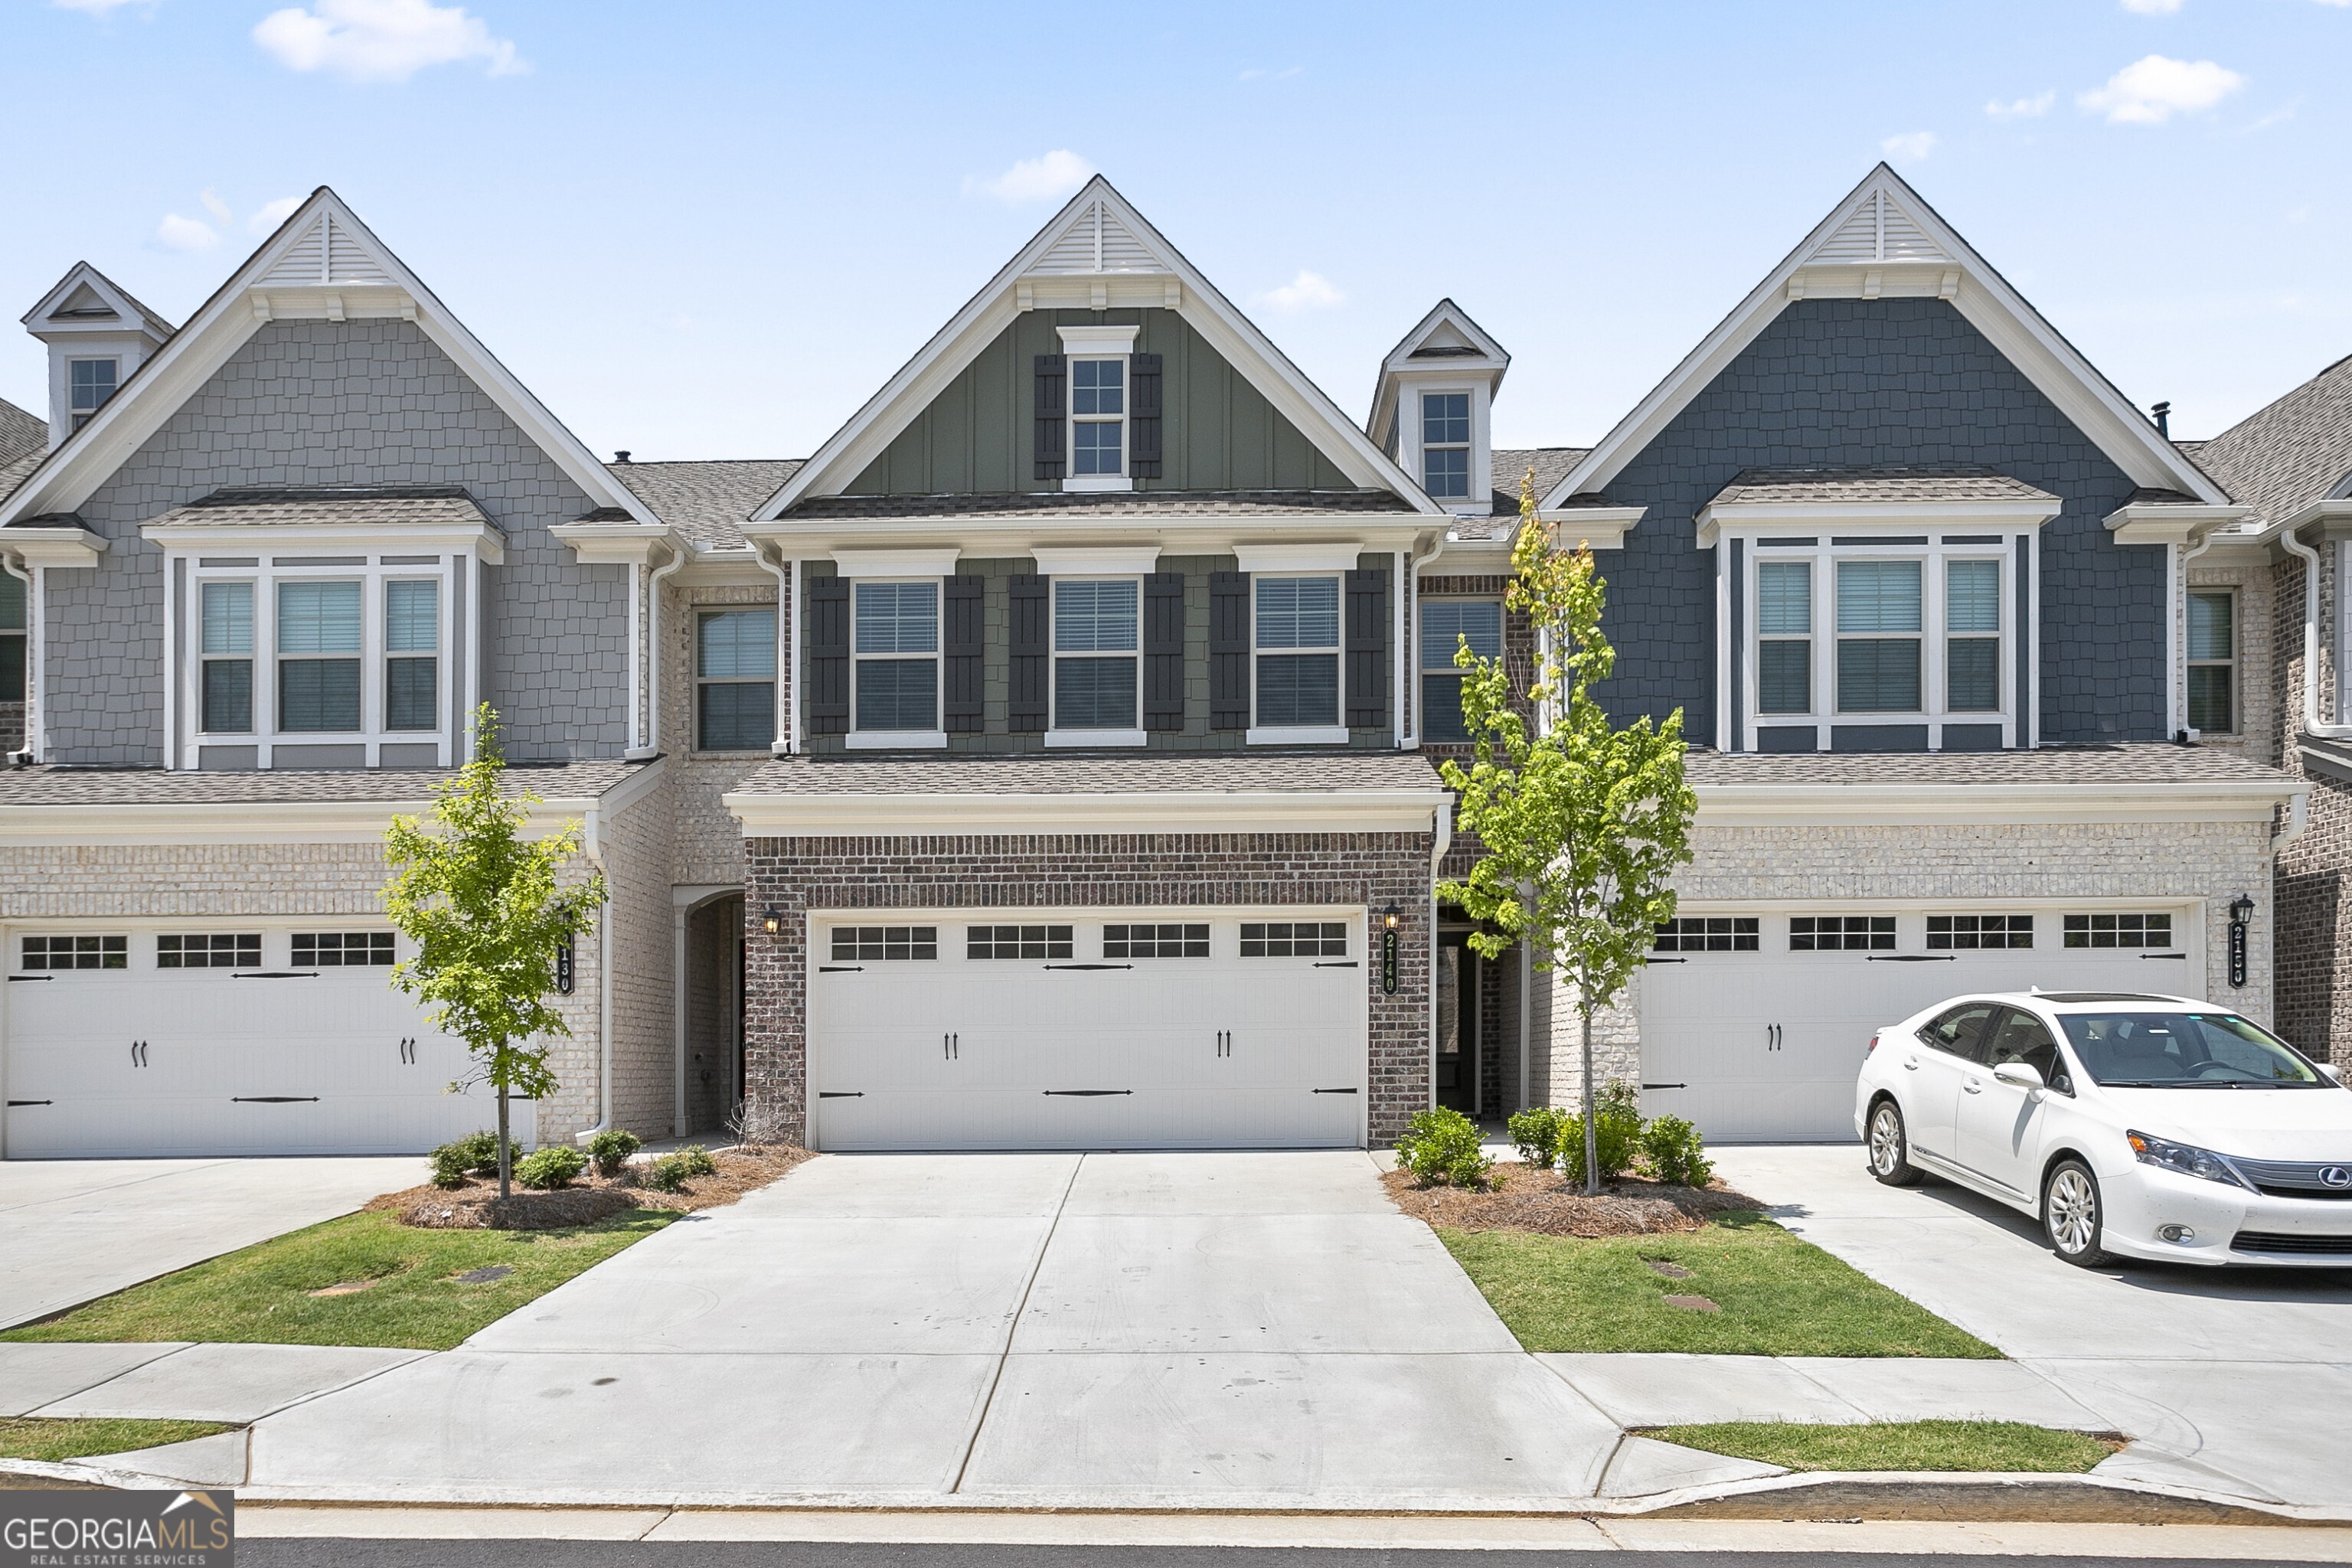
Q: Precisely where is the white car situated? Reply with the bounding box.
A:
[1854,990,2352,1268]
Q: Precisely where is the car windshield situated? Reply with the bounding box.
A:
[2056,1011,2324,1088]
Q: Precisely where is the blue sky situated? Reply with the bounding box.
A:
[3,0,2346,462]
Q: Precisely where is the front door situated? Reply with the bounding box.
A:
[1436,935,1478,1113]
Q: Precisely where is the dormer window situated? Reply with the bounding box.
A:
[1071,359,1125,477]
[68,358,117,431]
[1421,393,1471,499]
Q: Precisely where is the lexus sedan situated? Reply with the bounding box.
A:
[1854,990,2352,1267]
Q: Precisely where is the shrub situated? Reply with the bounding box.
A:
[429,1130,522,1189]
[1393,1107,1493,1190]
[1640,1113,1714,1189]
[1558,1082,1645,1185]
[676,1145,717,1178]
[585,1129,642,1178]
[642,1154,691,1193]
[1507,1106,1568,1170]
[514,1145,587,1191]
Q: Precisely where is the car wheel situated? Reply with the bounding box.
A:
[1866,1098,1920,1187]
[2043,1158,2111,1267]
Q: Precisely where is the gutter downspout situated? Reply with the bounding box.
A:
[1428,802,1453,1117]
[1399,536,1446,748]
[2,554,38,764]
[1517,882,1533,1116]
[2282,528,2352,739]
[756,544,795,756]
[629,542,689,760]
[573,805,616,1145]
[2176,534,2217,739]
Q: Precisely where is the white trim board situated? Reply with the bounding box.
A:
[1694,778,2302,828]
[1540,165,2230,511]
[724,788,1452,836]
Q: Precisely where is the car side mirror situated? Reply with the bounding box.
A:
[1993,1060,2045,1093]
[2321,1063,2344,1086]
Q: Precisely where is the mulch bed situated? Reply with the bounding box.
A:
[1381,1162,1766,1238]
[366,1143,816,1230]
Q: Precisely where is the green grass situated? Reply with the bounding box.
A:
[0,1207,676,1351]
[1438,1211,1998,1357]
[1641,1419,2116,1473]
[0,1417,238,1464]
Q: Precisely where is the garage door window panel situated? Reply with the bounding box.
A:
[294,932,394,967]
[1254,577,1341,730]
[831,926,938,961]
[158,933,262,969]
[1240,921,1348,958]
[1105,923,1210,959]
[697,608,777,753]
[1790,915,1894,952]
[2063,913,2172,949]
[853,583,939,734]
[1654,916,1759,952]
[969,925,1074,960]
[1421,599,1502,743]
[1928,914,2033,950]
[1053,579,1139,732]
[22,935,126,971]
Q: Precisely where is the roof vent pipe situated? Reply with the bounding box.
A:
[2151,402,2171,439]
[613,450,631,463]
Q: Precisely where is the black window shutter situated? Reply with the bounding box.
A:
[1144,570,1185,731]
[1033,355,1066,482]
[943,574,985,733]
[1009,573,1049,730]
[1344,567,1389,730]
[806,575,851,735]
[1210,570,1251,730]
[1129,352,1163,480]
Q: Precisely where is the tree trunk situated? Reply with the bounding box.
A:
[1580,995,1599,1197]
[496,1085,512,1201]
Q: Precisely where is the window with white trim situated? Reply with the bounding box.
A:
[697,608,776,752]
[1927,913,2033,949]
[852,581,939,733]
[158,933,261,969]
[2188,590,2235,733]
[967,924,1073,959]
[1254,575,1341,728]
[294,931,396,966]
[68,358,117,431]
[1421,392,1470,499]
[201,581,253,733]
[1945,560,2001,712]
[2063,913,2172,949]
[1070,358,1125,477]
[277,580,362,731]
[1420,599,1501,743]
[1054,578,1138,730]
[1756,561,1811,714]
[831,926,937,961]
[1790,915,1894,952]
[1240,921,1347,957]
[1837,561,1920,712]
[23,935,125,971]
[384,580,439,732]
[0,571,25,704]
[1105,923,1210,958]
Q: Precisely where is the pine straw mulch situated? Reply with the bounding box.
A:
[366,1143,817,1230]
[1381,1161,1766,1238]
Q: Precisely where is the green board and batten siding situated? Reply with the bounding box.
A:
[845,309,1360,496]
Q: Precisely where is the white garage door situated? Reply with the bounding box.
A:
[1640,908,2199,1142]
[808,908,1368,1151]
[3,923,532,1159]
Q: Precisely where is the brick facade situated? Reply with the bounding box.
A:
[739,830,1436,1144]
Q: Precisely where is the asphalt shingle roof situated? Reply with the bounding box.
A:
[733,751,1448,796]
[782,489,1418,522]
[142,485,497,531]
[0,397,45,506]
[1685,743,2292,788]
[2192,352,2352,528]
[1707,466,2058,508]
[1490,446,1586,515]
[608,459,804,550]
[0,759,650,808]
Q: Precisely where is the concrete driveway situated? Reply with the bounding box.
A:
[0,1156,426,1329]
[1712,1145,2352,1512]
[246,1152,1634,1508]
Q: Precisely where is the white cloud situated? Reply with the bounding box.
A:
[198,188,233,225]
[2120,0,2184,13]
[1258,270,1344,312]
[1984,90,2055,119]
[964,149,1093,204]
[1880,130,1937,160]
[156,214,219,251]
[249,195,304,234]
[253,0,525,83]
[2079,54,2245,123]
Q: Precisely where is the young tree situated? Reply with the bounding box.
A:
[382,706,608,1199]
[1437,476,1697,1194]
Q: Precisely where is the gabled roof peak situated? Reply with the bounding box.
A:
[22,261,175,339]
[1368,299,1509,444]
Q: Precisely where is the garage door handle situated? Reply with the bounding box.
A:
[1313,961,1358,969]
[2140,952,2188,960]
[1044,1089,1132,1096]
[818,1092,864,1099]
[1867,955,1955,962]
[1312,1087,1358,1095]
[233,971,321,979]
[1645,957,1688,964]
[232,1096,320,1104]
[1642,1082,1687,1089]
[818,965,864,973]
[8,1099,52,1106]
[1044,963,1132,971]
[7,973,50,982]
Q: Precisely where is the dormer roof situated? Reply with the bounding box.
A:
[21,262,175,341]
[1366,299,1509,446]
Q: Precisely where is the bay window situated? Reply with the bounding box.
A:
[1945,560,2001,711]
[385,580,439,730]
[1835,560,1921,712]
[201,581,253,733]
[277,580,363,732]
[1419,598,1501,743]
[853,580,939,733]
[1756,561,1811,714]
[0,572,25,703]
[1054,578,1138,730]
[1254,574,1341,730]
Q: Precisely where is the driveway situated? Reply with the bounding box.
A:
[245,1152,1636,1508]
[1712,1145,2352,1511]
[0,1155,426,1329]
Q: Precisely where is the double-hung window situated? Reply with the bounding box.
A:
[0,571,24,704]
[1835,560,1922,712]
[1756,561,1811,714]
[1071,359,1124,478]
[2187,590,2235,733]
[201,582,254,733]
[68,358,117,431]
[276,581,363,732]
[697,608,776,751]
[1421,393,1470,500]
[1254,575,1341,730]
[1054,578,1138,730]
[1945,560,2001,712]
[384,580,439,731]
[853,581,939,733]
[1419,599,1501,743]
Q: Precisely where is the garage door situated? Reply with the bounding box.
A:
[3,924,532,1158]
[1640,908,2198,1142]
[807,909,1368,1151]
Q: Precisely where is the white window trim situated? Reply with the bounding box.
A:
[1046,573,1147,746]
[1416,388,1475,506]
[1739,533,2022,753]
[1417,594,1504,745]
[848,575,946,747]
[1248,570,1348,746]
[66,357,119,433]
[1064,357,1132,495]
[1391,377,1491,518]
[692,606,781,756]
[2185,585,2238,737]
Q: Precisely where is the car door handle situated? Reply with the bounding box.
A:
[1902,1057,1920,1070]
[1962,1081,1984,1094]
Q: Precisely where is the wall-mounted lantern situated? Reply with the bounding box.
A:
[762,906,784,937]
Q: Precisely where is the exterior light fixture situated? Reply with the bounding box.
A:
[1380,903,1400,995]
[2227,894,2254,988]
[762,906,783,936]
[1383,903,1400,930]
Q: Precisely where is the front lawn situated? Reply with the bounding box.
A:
[0,1417,237,1464]
[1641,1419,2118,1473]
[0,1207,675,1351]
[1439,1211,1997,1357]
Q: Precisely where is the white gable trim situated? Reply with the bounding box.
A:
[21,262,175,339]
[1365,297,1510,449]
[1540,165,2228,511]
[0,189,655,528]
[752,177,1440,521]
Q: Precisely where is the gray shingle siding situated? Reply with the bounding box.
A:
[47,318,628,765]
[1595,298,2164,747]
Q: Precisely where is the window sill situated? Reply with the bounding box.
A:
[1247,725,1349,746]
[1063,475,1133,494]
[1045,729,1146,748]
[845,730,948,750]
